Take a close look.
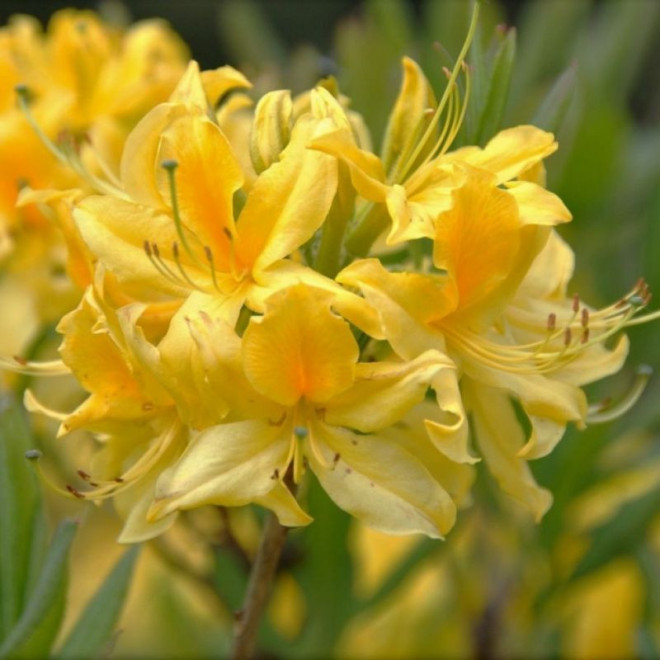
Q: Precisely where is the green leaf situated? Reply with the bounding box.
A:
[473,27,517,145]
[569,485,660,583]
[57,545,140,659]
[0,519,77,659]
[0,394,45,641]
[532,62,578,135]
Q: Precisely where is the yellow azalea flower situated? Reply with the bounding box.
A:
[149,284,458,538]
[21,276,191,542]
[0,9,188,356]
[72,61,379,336]
[339,198,651,519]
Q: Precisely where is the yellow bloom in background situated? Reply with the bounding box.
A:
[0,9,188,358]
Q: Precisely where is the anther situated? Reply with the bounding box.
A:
[333,452,341,466]
[143,240,152,257]
[172,241,180,259]
[25,449,42,460]
[564,327,572,346]
[66,484,85,499]
[77,469,91,481]
[581,308,589,327]
[547,313,556,332]
[152,242,160,258]
[581,328,590,344]
[572,293,580,313]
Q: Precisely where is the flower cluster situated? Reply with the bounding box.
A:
[3,9,656,542]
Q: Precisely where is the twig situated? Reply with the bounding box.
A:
[231,512,288,660]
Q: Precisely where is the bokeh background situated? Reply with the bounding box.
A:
[1,1,659,658]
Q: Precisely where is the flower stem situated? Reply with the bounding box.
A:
[231,512,288,660]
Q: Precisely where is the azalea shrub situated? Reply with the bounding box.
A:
[1,2,659,659]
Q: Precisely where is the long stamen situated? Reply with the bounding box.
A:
[587,365,653,424]
[161,160,198,263]
[0,356,70,376]
[204,245,222,292]
[172,242,204,290]
[15,85,123,197]
[397,2,479,183]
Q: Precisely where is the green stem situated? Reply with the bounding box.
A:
[231,513,288,660]
[345,203,389,259]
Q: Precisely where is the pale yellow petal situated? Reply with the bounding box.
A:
[149,419,294,520]
[309,421,456,538]
[463,380,552,520]
[425,369,479,464]
[326,350,451,433]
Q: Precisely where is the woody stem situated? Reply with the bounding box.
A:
[230,512,288,660]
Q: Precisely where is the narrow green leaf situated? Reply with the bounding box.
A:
[473,27,517,145]
[57,545,140,659]
[0,394,45,641]
[531,61,578,135]
[0,519,77,659]
[569,485,660,582]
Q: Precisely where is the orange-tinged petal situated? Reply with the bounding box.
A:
[242,285,358,407]
[433,168,521,316]
[157,113,243,268]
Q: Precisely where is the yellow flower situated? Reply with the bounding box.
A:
[339,190,650,518]
[149,284,458,538]
[72,61,378,335]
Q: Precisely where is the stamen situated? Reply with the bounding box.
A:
[172,242,203,290]
[0,357,70,376]
[587,365,653,424]
[547,313,556,332]
[162,160,197,262]
[204,245,222,291]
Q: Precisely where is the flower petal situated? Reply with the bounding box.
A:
[309,421,456,538]
[463,380,553,521]
[242,285,358,406]
[149,419,309,526]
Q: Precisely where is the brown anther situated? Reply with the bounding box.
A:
[77,469,91,481]
[222,227,233,240]
[270,468,280,480]
[172,241,179,259]
[204,245,214,262]
[644,292,653,305]
[66,484,85,499]
[12,355,27,366]
[581,328,590,344]
[143,240,152,256]
[114,477,124,483]
[547,313,556,332]
[615,298,627,308]
[142,402,154,412]
[564,327,572,346]
[234,610,244,623]
[345,467,352,475]
[333,452,340,466]
[581,308,589,328]
[572,293,580,313]
[151,242,160,258]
